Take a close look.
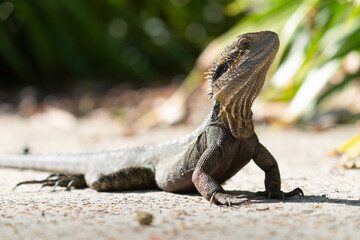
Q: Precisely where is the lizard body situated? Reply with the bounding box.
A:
[0,31,303,205]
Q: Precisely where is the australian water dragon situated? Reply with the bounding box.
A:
[0,31,303,205]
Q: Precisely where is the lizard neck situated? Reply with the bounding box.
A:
[216,73,264,139]
[210,100,254,139]
[219,103,254,139]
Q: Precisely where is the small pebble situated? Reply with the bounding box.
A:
[136,212,153,225]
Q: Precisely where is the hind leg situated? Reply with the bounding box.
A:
[86,166,157,192]
[13,173,87,191]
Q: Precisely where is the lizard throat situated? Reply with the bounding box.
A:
[219,95,254,139]
[217,73,264,139]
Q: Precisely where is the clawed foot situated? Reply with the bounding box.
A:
[210,192,251,206]
[13,173,87,191]
[256,187,304,200]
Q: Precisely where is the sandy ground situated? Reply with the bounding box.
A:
[0,111,359,240]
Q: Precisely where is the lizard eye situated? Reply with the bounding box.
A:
[239,38,252,49]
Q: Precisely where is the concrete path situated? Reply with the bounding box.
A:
[0,113,359,240]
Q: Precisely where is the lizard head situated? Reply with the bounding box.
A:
[207,31,279,105]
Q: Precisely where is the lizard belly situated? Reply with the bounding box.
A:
[155,150,198,192]
[155,142,200,192]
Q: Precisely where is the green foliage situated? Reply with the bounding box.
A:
[1,0,359,123]
[271,0,360,121]
[0,0,242,90]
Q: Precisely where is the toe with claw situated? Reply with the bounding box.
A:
[210,192,251,206]
[256,187,304,200]
[13,174,87,191]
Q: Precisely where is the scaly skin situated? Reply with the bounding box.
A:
[0,31,303,206]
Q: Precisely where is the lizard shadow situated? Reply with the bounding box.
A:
[16,186,360,207]
[115,189,360,207]
[225,190,360,207]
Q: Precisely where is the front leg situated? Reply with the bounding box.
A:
[192,144,250,206]
[253,143,303,199]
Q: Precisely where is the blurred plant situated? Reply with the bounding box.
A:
[0,0,240,91]
[331,133,360,168]
[269,0,360,125]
